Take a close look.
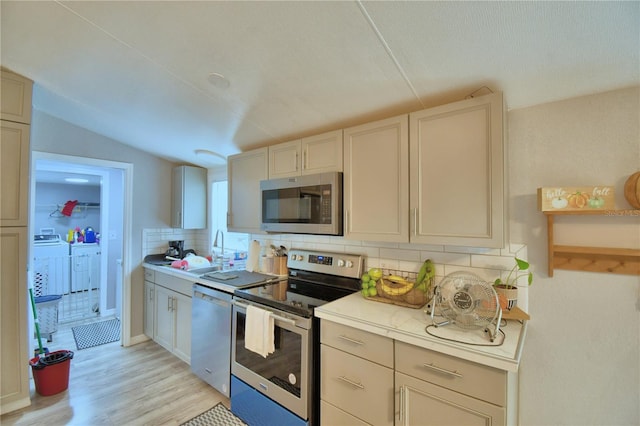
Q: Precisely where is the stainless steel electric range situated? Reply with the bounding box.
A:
[230,249,364,426]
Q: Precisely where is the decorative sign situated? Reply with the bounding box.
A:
[537,186,615,211]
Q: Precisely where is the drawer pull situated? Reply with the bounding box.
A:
[338,335,364,345]
[422,363,463,378]
[337,375,365,390]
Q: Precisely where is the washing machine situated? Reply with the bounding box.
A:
[32,235,70,296]
[70,243,101,293]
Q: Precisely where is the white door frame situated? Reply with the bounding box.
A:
[30,152,134,346]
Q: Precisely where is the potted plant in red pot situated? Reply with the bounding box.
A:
[493,257,533,310]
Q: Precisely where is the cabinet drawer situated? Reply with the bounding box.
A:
[320,345,393,426]
[321,400,369,426]
[144,268,155,282]
[154,272,192,297]
[320,320,393,367]
[395,341,506,406]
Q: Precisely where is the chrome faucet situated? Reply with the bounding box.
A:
[213,229,224,267]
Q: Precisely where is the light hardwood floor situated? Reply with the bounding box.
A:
[1,319,228,425]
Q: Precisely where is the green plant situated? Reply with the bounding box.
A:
[493,257,533,289]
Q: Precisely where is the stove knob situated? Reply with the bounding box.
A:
[345,260,354,268]
[295,254,304,261]
[337,259,345,267]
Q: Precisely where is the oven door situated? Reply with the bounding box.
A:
[231,298,312,420]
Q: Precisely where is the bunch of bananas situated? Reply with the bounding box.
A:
[379,275,414,296]
[415,259,435,292]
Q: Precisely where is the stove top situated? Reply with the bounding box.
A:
[234,249,364,317]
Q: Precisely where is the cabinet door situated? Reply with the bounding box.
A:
[1,69,33,124]
[343,115,409,242]
[301,130,343,175]
[0,121,30,226]
[321,345,394,426]
[172,291,191,364]
[227,148,268,233]
[269,140,301,178]
[143,281,155,339]
[172,166,206,229]
[154,285,174,352]
[410,92,504,248]
[396,372,505,426]
[0,227,29,413]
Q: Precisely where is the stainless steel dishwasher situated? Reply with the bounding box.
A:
[191,283,233,396]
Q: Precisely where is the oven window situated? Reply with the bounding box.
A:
[234,311,302,398]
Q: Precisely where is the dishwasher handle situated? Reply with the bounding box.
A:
[194,289,231,307]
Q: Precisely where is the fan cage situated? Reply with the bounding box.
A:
[434,272,499,330]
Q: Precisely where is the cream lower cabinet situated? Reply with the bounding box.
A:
[320,321,394,426]
[395,341,508,426]
[143,275,155,339]
[227,147,268,233]
[343,114,409,243]
[143,269,191,364]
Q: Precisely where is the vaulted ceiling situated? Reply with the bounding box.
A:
[2,1,638,168]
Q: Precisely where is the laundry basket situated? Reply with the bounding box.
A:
[35,295,62,342]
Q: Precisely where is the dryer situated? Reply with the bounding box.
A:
[32,235,70,296]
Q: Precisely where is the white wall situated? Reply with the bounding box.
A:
[509,86,639,425]
[31,110,174,338]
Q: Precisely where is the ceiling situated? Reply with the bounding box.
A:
[2,1,638,169]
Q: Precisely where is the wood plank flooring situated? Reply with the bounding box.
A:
[1,319,228,425]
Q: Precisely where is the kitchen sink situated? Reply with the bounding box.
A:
[187,265,223,275]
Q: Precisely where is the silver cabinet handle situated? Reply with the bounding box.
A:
[294,152,298,171]
[337,375,364,390]
[422,363,463,378]
[303,148,307,170]
[398,385,405,423]
[167,296,172,311]
[338,335,364,346]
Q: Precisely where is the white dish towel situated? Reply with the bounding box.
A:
[244,305,275,358]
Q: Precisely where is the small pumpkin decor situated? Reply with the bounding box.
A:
[493,258,533,311]
[623,171,640,209]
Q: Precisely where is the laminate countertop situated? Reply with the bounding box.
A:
[315,292,527,372]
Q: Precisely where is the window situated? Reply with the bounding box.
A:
[210,181,249,259]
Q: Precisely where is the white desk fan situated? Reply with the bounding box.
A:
[430,271,503,342]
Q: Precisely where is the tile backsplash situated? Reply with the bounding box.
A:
[142,228,530,311]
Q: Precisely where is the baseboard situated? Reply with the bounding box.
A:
[0,395,31,416]
[127,333,151,347]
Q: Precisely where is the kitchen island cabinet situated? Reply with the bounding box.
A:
[316,293,525,425]
[343,114,410,242]
[268,130,343,178]
[227,147,268,233]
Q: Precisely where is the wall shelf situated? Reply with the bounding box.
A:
[544,210,640,276]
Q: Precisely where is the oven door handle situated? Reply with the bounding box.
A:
[233,299,297,326]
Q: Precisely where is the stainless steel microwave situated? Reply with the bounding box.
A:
[260,172,342,235]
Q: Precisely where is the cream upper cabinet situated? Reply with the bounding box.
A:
[172,166,207,229]
[410,92,505,248]
[227,147,268,233]
[0,121,30,226]
[1,69,32,124]
[343,115,409,242]
[268,130,343,179]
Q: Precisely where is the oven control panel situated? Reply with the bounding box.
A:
[287,249,363,279]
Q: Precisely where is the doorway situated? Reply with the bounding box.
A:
[29,152,133,351]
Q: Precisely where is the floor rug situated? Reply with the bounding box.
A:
[71,318,120,350]
[181,403,247,426]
